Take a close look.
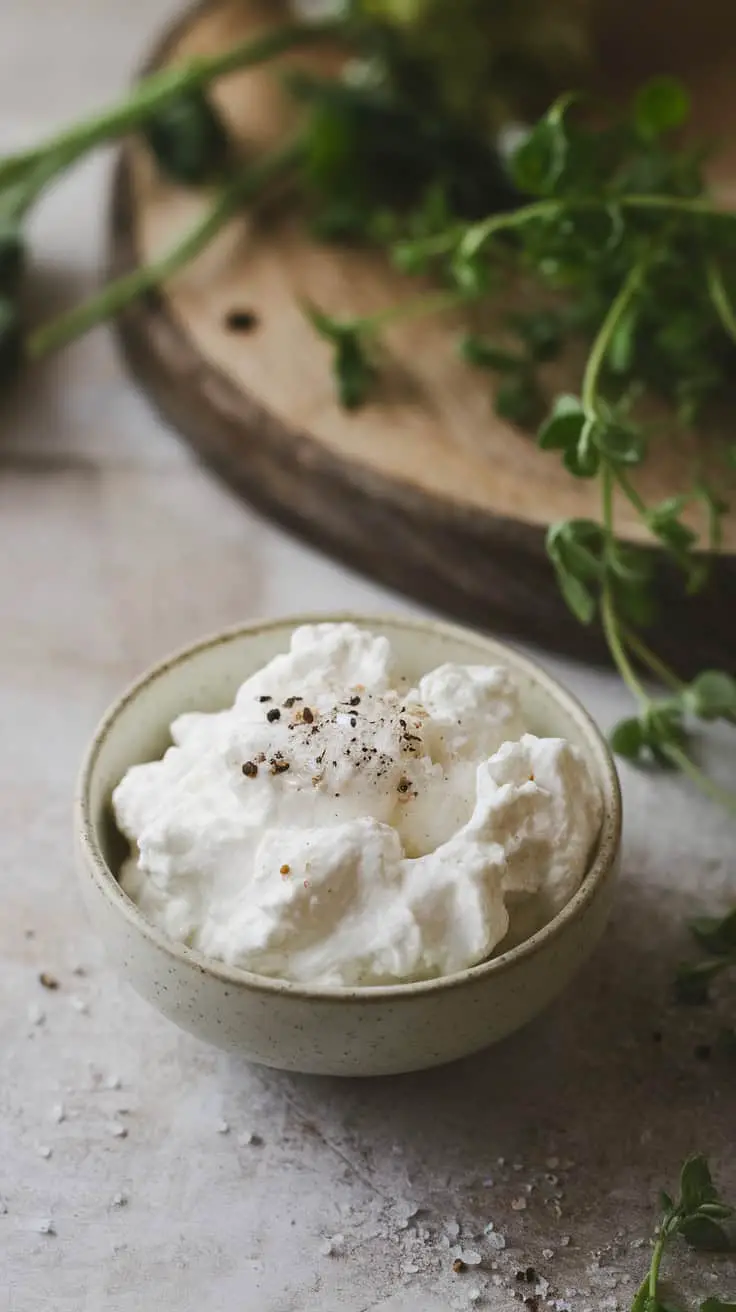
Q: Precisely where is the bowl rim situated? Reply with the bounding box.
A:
[76,612,622,1004]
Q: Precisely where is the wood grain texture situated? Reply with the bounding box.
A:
[109,0,736,673]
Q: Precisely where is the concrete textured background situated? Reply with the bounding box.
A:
[0,3,734,1309]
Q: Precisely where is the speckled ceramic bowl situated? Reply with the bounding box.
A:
[75,614,621,1077]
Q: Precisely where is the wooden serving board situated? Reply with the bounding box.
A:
[109,0,736,674]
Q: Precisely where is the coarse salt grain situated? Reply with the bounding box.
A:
[50,1103,65,1124]
[36,1145,52,1159]
[459,1249,482,1266]
[109,1123,128,1139]
[111,1193,128,1208]
[27,1003,45,1026]
[216,1120,230,1135]
[511,1197,527,1211]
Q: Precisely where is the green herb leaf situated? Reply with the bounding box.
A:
[686,672,736,721]
[563,421,600,478]
[334,332,376,410]
[646,499,698,554]
[701,1299,736,1311]
[510,119,566,196]
[592,421,646,467]
[143,88,231,186]
[459,334,525,373]
[680,1214,732,1252]
[634,77,691,138]
[610,716,645,759]
[547,518,605,580]
[538,395,585,450]
[554,568,596,624]
[507,309,563,361]
[495,375,543,427]
[690,909,736,956]
[302,301,377,410]
[679,1155,718,1214]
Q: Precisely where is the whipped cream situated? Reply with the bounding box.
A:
[113,623,602,987]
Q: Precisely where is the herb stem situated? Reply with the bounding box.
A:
[648,1230,667,1300]
[620,625,685,693]
[611,466,648,516]
[582,260,647,416]
[461,199,563,259]
[0,21,333,196]
[360,288,469,334]
[706,257,736,345]
[28,140,302,359]
[460,194,734,265]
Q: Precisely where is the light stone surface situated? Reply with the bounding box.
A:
[0,4,734,1309]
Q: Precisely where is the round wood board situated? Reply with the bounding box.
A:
[109,0,736,674]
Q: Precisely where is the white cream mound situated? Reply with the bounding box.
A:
[113,623,602,987]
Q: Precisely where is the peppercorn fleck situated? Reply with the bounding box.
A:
[39,973,59,991]
[242,761,258,778]
[302,707,314,724]
[270,759,290,775]
[257,695,272,703]
[452,1259,465,1274]
[280,864,290,876]
[397,777,411,794]
[224,308,259,333]
[266,708,281,723]
[349,695,361,706]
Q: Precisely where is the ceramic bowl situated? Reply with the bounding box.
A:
[75,613,621,1077]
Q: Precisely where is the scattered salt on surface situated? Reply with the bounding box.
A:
[320,1233,345,1257]
[459,1249,482,1266]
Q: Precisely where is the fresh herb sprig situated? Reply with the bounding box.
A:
[631,1156,733,1312]
[306,76,736,814]
[0,19,340,371]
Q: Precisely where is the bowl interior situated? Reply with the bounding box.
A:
[85,614,616,901]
